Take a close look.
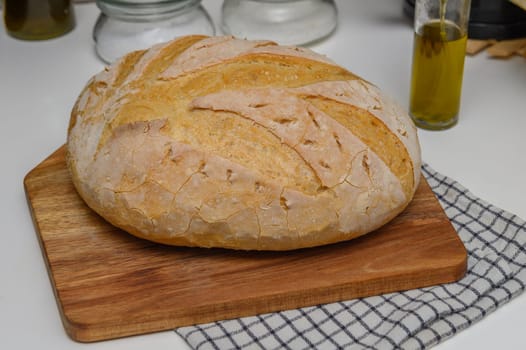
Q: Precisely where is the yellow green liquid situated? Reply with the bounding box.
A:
[409,20,467,130]
[3,0,75,40]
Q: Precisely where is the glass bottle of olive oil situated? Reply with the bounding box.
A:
[3,0,75,40]
[409,0,471,130]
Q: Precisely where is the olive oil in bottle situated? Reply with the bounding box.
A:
[3,0,75,40]
[409,0,469,130]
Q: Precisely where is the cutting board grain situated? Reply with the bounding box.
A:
[24,145,467,342]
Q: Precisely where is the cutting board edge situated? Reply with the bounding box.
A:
[24,169,78,343]
[58,236,467,343]
[60,255,467,343]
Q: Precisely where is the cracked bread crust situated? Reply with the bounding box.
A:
[67,35,421,250]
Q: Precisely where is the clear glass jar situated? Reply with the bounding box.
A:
[221,0,338,45]
[93,0,215,64]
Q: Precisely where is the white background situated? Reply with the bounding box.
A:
[1,1,525,349]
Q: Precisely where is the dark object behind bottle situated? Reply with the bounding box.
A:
[404,0,526,40]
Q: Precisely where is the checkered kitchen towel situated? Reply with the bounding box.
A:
[177,164,526,349]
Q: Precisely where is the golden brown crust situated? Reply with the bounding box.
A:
[67,36,421,250]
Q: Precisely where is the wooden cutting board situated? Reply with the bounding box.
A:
[24,146,467,343]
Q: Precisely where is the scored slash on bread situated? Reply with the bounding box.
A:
[67,35,421,250]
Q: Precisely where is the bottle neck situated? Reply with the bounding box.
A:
[96,0,202,21]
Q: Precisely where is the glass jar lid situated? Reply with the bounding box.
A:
[93,0,215,63]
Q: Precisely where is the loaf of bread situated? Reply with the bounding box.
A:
[67,35,421,250]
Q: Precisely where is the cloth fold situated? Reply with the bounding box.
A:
[177,164,526,349]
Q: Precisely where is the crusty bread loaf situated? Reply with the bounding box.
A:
[67,35,421,251]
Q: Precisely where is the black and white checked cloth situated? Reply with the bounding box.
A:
[176,164,526,349]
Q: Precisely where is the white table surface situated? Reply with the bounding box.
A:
[1,1,525,349]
